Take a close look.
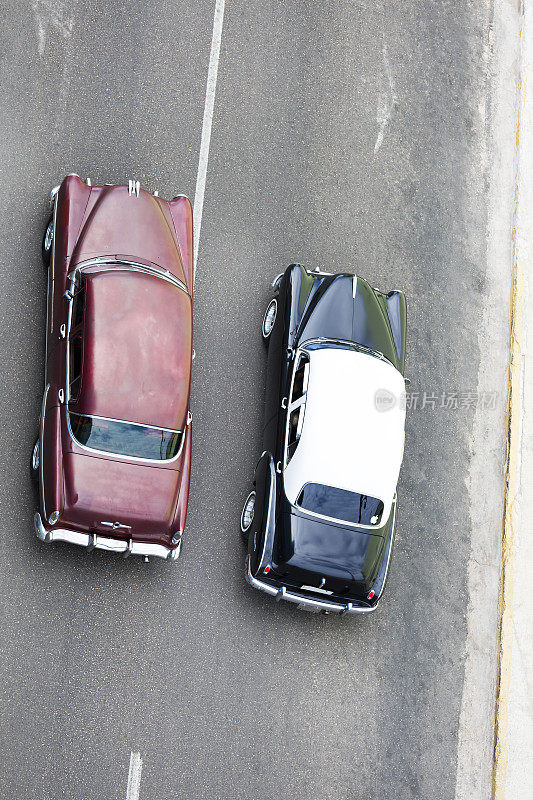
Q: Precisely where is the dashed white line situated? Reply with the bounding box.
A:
[126,751,143,800]
[193,0,226,283]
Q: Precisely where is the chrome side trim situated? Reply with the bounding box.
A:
[39,384,50,521]
[46,184,59,343]
[33,512,178,561]
[245,556,376,615]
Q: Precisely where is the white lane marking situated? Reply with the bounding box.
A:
[126,751,143,800]
[193,0,226,283]
[374,38,398,154]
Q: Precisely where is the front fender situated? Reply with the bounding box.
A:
[284,264,321,350]
[385,291,407,373]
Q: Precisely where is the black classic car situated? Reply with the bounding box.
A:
[240,264,407,615]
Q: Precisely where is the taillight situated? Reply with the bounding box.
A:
[367,589,375,600]
[263,565,271,574]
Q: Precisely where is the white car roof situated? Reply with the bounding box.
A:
[283,347,406,526]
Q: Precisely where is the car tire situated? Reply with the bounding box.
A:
[262,298,277,343]
[240,490,256,544]
[42,216,54,267]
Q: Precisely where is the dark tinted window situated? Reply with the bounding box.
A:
[287,406,302,464]
[297,483,384,526]
[69,414,182,460]
[69,336,83,401]
[291,354,309,403]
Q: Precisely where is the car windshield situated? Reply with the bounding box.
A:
[297,483,384,526]
[69,413,182,460]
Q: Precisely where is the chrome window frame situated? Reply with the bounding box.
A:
[67,412,185,464]
[294,483,388,531]
[283,350,310,469]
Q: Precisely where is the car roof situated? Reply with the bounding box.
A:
[70,267,192,431]
[283,347,406,525]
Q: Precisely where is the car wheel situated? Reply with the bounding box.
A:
[262,298,277,342]
[42,216,54,267]
[240,490,256,543]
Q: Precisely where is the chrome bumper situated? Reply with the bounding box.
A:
[245,556,376,615]
[34,512,179,561]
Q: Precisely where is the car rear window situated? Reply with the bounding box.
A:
[69,413,182,460]
[297,483,384,526]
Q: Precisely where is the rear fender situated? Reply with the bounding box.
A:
[40,386,64,522]
[171,422,191,536]
[249,452,277,576]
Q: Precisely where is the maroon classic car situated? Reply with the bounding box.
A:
[32,175,193,561]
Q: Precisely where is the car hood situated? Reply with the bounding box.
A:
[69,185,187,284]
[297,274,399,368]
[272,508,385,592]
[61,451,181,543]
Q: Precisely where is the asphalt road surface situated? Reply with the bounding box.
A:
[0,1,500,799]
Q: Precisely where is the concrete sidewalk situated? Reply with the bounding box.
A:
[493,0,533,797]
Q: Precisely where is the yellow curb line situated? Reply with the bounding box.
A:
[492,36,526,799]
